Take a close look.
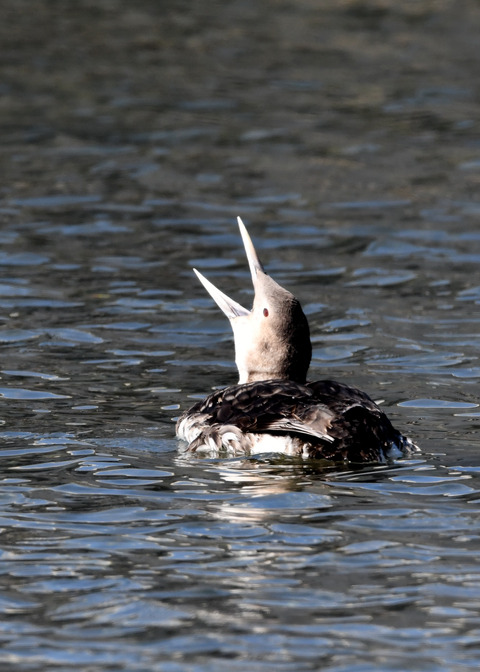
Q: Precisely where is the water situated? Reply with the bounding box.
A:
[2,1,480,670]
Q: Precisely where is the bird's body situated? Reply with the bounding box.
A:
[176,218,417,463]
[177,378,415,462]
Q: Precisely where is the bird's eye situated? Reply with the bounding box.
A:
[263,308,269,317]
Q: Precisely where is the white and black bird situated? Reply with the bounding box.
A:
[176,217,417,463]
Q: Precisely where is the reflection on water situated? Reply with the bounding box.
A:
[2,0,480,670]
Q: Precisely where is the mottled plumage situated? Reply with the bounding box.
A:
[176,218,417,463]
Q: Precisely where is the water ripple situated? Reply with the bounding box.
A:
[2,4,480,669]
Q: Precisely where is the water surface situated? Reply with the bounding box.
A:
[1,1,480,670]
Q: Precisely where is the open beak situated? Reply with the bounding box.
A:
[236,216,265,282]
[193,217,264,320]
[193,268,249,318]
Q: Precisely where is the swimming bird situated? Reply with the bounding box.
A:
[176,217,417,463]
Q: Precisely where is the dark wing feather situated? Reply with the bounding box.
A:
[188,379,334,443]
[307,380,402,461]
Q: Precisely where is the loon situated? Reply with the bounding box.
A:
[176,217,417,463]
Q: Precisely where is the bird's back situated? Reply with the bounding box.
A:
[176,378,416,462]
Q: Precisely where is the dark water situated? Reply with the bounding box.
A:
[2,1,480,670]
